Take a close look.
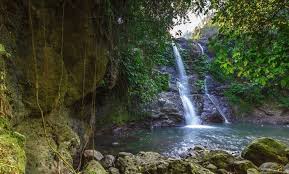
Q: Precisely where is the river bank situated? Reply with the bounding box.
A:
[81,137,289,174]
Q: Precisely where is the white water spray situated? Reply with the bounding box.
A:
[197,43,230,124]
[173,43,200,125]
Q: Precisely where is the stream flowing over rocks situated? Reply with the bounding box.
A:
[81,138,289,174]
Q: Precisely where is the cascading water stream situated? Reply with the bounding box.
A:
[197,43,230,124]
[204,76,229,123]
[172,43,200,125]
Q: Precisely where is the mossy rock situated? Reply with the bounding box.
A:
[241,138,289,166]
[83,160,108,174]
[169,160,214,174]
[247,168,260,174]
[259,162,284,173]
[116,151,214,174]
[16,109,80,174]
[230,160,258,174]
[202,150,236,170]
[0,128,26,174]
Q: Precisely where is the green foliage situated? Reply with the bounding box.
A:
[207,0,289,110]
[224,83,265,105]
[0,43,11,58]
[120,46,170,103]
[117,0,197,104]
[193,55,209,78]
[180,46,208,78]
[195,79,204,91]
[211,0,289,89]
[0,118,26,174]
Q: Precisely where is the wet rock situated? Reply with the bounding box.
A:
[206,163,218,172]
[180,148,197,158]
[101,155,115,168]
[118,152,133,158]
[247,168,260,174]
[16,112,80,174]
[84,150,104,161]
[166,159,214,174]
[217,169,230,174]
[116,151,214,174]
[202,150,236,170]
[194,145,205,151]
[201,109,224,123]
[148,91,184,127]
[241,138,289,166]
[231,160,258,174]
[109,167,120,174]
[83,160,107,174]
[259,162,284,173]
[284,163,289,174]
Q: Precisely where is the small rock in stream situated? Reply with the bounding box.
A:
[101,155,116,168]
[84,149,104,161]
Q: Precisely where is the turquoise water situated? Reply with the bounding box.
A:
[94,124,289,156]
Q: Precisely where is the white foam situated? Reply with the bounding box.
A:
[184,125,215,129]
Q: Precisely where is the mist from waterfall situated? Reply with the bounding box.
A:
[172,43,200,125]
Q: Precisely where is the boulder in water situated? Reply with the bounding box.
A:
[241,138,289,166]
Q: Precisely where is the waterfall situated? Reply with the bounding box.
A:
[172,43,200,125]
[197,43,230,124]
[204,76,229,123]
[197,43,204,55]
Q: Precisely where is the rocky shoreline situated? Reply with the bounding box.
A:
[81,137,289,174]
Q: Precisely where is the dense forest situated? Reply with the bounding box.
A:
[0,0,288,174]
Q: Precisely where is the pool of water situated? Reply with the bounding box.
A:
[94,123,289,156]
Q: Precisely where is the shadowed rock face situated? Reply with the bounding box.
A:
[0,1,123,173]
[147,66,184,127]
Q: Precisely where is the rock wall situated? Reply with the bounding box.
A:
[0,0,127,173]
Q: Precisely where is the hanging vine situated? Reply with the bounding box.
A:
[28,0,78,173]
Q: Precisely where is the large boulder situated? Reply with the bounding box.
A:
[83,160,107,174]
[241,138,289,166]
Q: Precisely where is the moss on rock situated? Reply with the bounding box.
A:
[0,117,26,174]
[83,160,108,174]
[231,160,258,174]
[241,137,289,166]
[15,109,80,174]
[116,151,214,174]
[202,150,236,170]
